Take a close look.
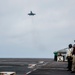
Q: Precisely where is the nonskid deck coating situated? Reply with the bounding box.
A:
[27,61,75,75]
[0,58,53,75]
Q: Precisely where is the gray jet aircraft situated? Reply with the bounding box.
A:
[28,11,36,16]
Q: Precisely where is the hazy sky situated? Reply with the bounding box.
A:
[0,0,75,58]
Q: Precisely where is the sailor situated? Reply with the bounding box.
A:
[71,44,75,73]
[66,44,73,71]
